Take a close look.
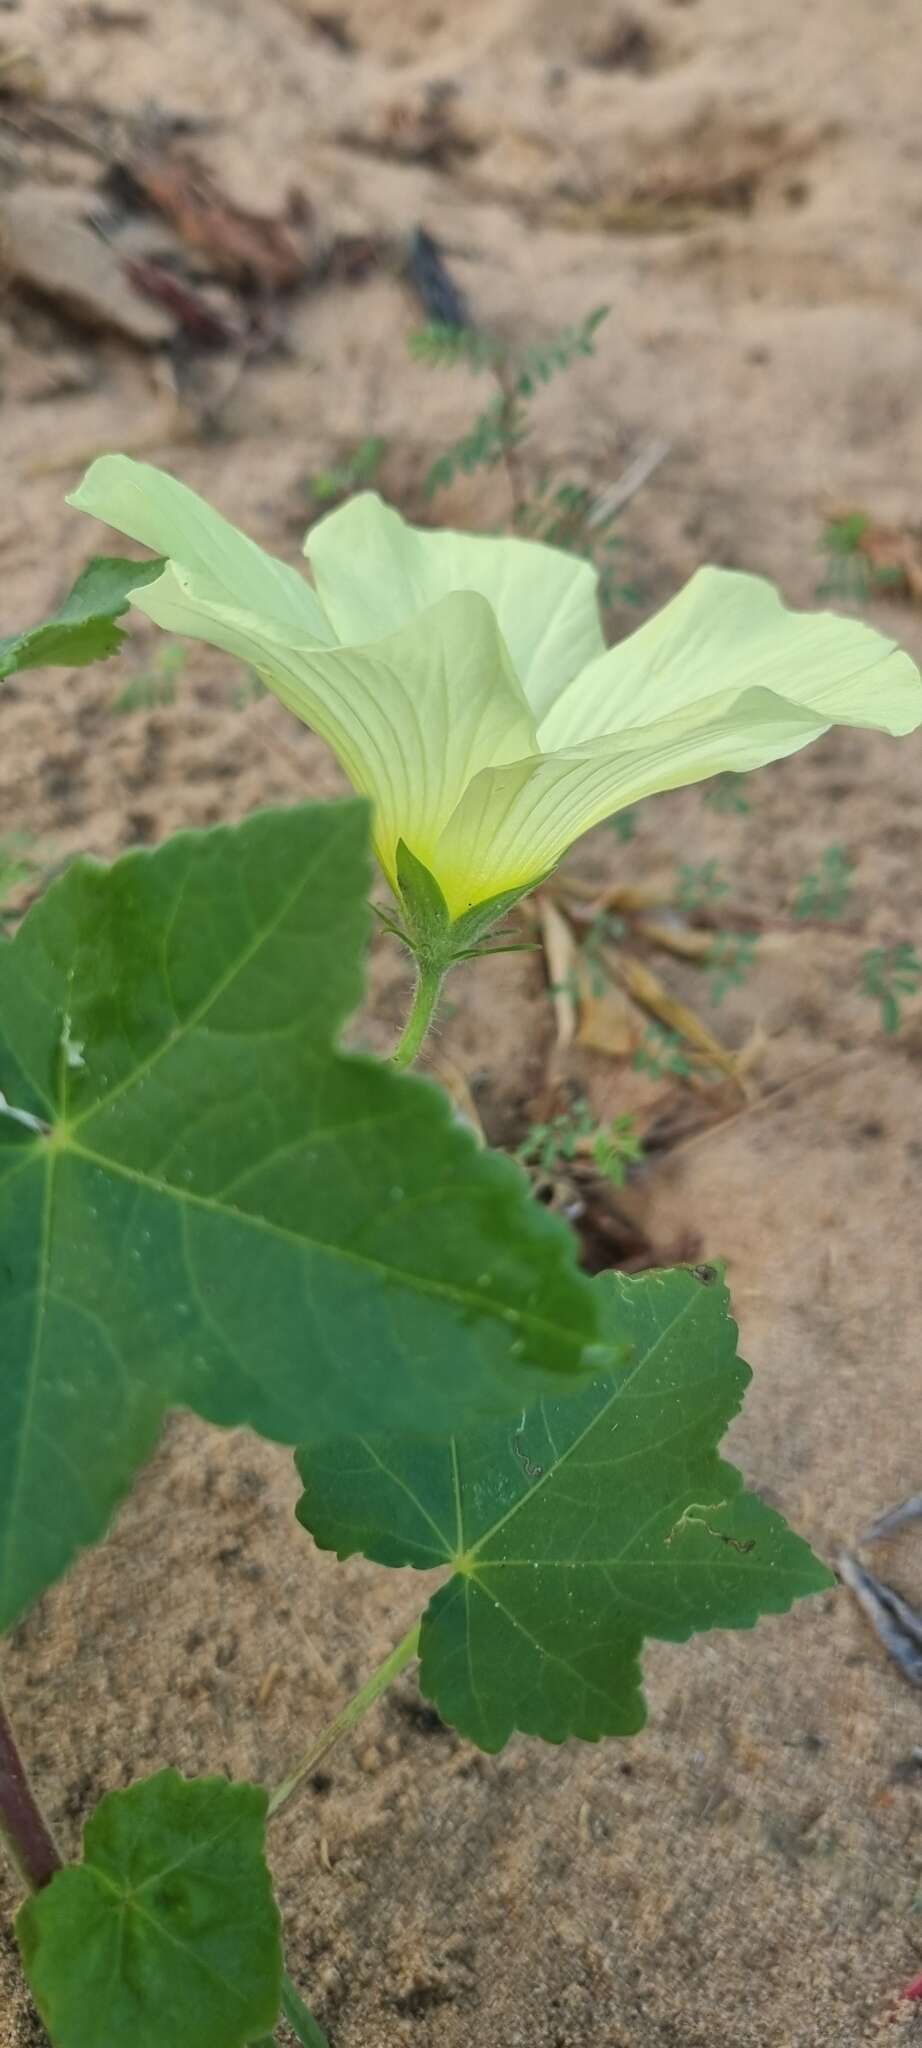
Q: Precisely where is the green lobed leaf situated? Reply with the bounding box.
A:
[297,1266,833,1750]
[0,557,165,681]
[0,800,612,1633]
[17,1771,281,2048]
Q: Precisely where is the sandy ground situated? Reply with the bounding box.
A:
[2,0,922,2042]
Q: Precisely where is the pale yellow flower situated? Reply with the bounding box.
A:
[69,458,922,926]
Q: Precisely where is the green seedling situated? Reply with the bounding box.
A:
[817,512,905,606]
[705,932,759,1006]
[307,435,388,506]
[518,1100,644,1190]
[633,1022,694,1078]
[703,774,750,815]
[582,909,627,996]
[676,859,730,912]
[860,942,922,1034]
[111,641,185,712]
[0,456,914,2048]
[793,844,852,921]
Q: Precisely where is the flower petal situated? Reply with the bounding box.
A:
[306,491,605,721]
[67,454,333,641]
[540,566,922,747]
[433,682,859,918]
[117,572,538,886]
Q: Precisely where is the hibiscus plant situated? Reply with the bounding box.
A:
[0,458,918,2047]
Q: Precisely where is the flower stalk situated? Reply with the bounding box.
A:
[392,959,446,1069]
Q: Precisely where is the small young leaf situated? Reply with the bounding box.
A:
[0,557,165,681]
[702,774,750,816]
[297,1267,832,1750]
[0,802,610,1632]
[17,1771,281,2048]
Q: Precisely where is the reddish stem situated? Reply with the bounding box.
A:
[0,1692,60,1893]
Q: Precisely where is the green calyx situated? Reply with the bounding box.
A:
[389,841,545,973]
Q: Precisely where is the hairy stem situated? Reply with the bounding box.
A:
[268,1622,421,1820]
[0,1691,61,1893]
[391,960,445,1069]
[267,1624,424,2043]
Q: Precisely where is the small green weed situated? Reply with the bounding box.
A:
[307,437,388,506]
[793,845,852,922]
[424,392,526,497]
[581,910,627,996]
[676,860,729,913]
[590,1113,645,1187]
[515,478,638,607]
[817,512,905,605]
[407,325,504,374]
[409,308,638,604]
[860,942,922,1034]
[230,670,269,710]
[517,1098,643,1188]
[703,775,750,816]
[410,306,608,394]
[633,1024,693,1078]
[545,966,580,1004]
[112,644,185,713]
[704,932,759,1006]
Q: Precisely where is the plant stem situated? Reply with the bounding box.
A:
[0,1691,61,1893]
[391,959,445,1069]
[268,1622,421,1819]
[495,367,529,520]
[281,1970,332,2048]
